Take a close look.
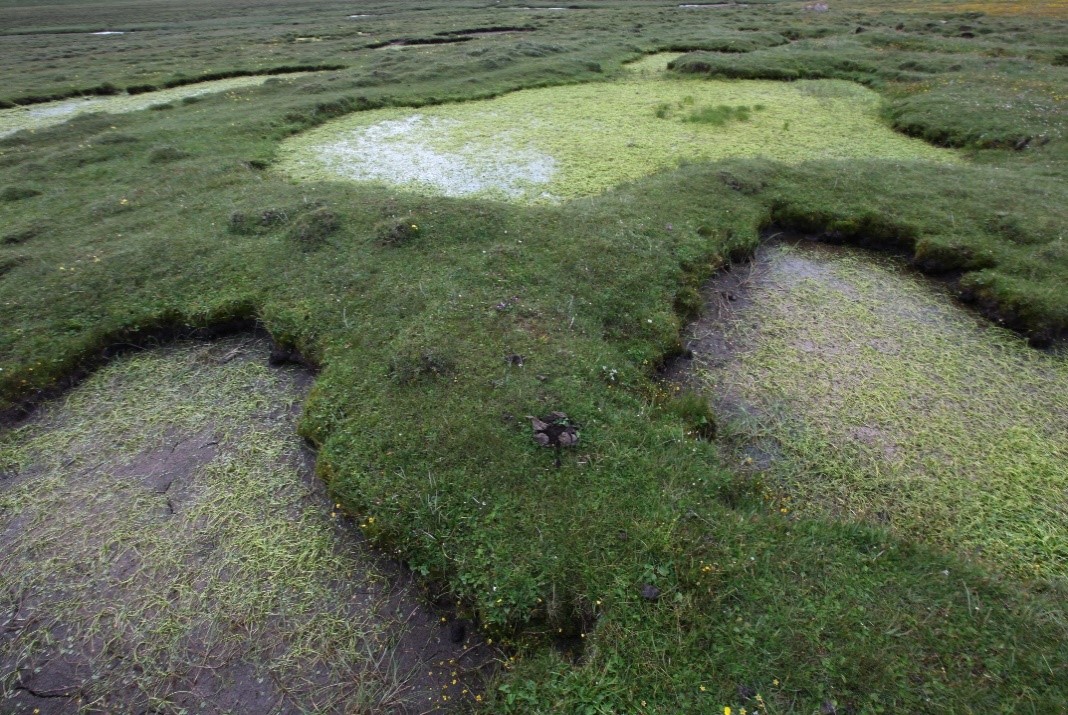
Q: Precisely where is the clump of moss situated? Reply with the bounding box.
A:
[375,216,421,246]
[2,222,47,245]
[389,349,455,384]
[228,208,292,235]
[148,146,190,163]
[0,255,27,278]
[98,133,139,145]
[684,103,759,126]
[662,390,717,439]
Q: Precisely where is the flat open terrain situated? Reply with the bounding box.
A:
[1,0,1067,712]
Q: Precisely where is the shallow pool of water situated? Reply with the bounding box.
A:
[677,240,1068,581]
[0,74,306,139]
[278,74,959,203]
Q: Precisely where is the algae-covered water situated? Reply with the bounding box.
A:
[0,75,303,139]
[685,241,1068,582]
[278,66,959,203]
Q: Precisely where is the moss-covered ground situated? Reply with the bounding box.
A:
[1,0,1067,712]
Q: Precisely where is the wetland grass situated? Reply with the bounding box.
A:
[687,242,1068,581]
[1,0,1067,711]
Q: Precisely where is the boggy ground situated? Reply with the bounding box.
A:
[0,74,314,139]
[670,237,1068,582]
[277,65,956,202]
[0,336,495,714]
[1,0,1067,712]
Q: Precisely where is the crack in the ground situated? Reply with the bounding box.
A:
[15,683,78,699]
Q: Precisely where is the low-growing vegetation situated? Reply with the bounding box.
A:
[0,338,491,712]
[1,0,1066,712]
[278,76,956,202]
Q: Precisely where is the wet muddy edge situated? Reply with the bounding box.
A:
[0,330,502,712]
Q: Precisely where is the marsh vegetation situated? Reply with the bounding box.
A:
[1,0,1066,712]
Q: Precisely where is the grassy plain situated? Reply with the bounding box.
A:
[1,0,1067,712]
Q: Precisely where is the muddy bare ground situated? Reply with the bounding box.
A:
[0,337,495,714]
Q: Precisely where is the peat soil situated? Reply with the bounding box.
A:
[0,337,495,714]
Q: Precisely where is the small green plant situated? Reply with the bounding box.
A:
[684,104,753,126]
[663,390,717,440]
[653,100,764,127]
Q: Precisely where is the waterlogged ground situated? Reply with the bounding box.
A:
[0,75,303,139]
[278,67,958,203]
[681,241,1068,582]
[0,338,492,714]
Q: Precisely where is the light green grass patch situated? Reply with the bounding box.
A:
[697,243,1068,582]
[621,52,685,77]
[278,76,959,203]
[0,75,305,139]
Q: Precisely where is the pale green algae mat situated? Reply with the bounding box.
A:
[689,242,1068,583]
[278,54,958,202]
[0,75,299,139]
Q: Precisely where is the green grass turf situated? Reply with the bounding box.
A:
[1,0,1067,711]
